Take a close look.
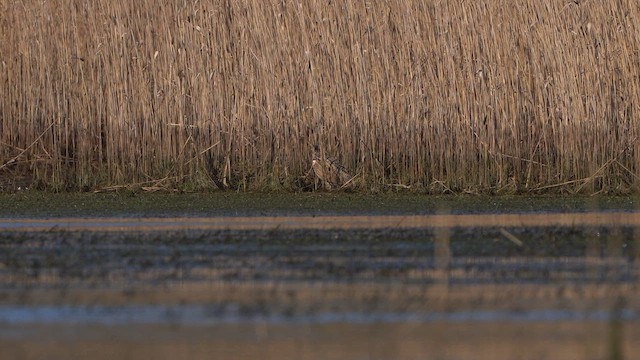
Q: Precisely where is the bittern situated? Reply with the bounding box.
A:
[311,144,353,190]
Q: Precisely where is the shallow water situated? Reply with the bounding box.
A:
[4,321,637,360]
[1,305,637,325]
[2,193,640,359]
[2,211,640,232]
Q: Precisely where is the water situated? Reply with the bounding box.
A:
[2,212,640,232]
[2,209,639,359]
[0,305,637,325]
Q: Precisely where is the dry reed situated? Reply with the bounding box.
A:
[1,0,640,193]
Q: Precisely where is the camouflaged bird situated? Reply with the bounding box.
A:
[311,144,354,190]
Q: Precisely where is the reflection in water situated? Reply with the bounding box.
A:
[2,208,640,360]
[1,305,639,325]
[4,320,640,360]
[4,212,640,232]
[434,206,451,297]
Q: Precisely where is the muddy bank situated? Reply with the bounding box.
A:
[0,192,638,218]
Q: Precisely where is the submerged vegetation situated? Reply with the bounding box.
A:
[1,0,640,193]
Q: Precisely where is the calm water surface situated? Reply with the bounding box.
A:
[2,193,640,359]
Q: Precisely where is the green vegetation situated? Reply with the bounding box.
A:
[2,1,640,193]
[0,191,637,217]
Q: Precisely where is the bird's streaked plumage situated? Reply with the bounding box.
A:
[311,145,353,190]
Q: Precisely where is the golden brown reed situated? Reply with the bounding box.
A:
[1,0,640,193]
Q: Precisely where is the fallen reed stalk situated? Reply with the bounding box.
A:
[1,0,639,193]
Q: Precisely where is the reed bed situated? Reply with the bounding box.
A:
[1,0,640,193]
